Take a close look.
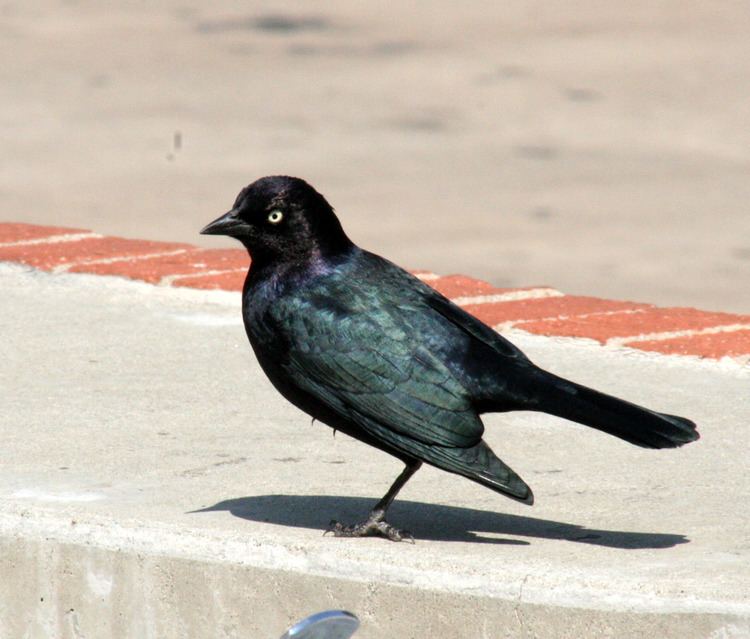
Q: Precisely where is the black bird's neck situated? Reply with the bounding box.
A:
[243,241,357,297]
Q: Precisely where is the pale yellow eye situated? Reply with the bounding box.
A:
[267,210,284,225]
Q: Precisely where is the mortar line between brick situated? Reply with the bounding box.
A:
[53,248,193,273]
[489,307,648,332]
[0,232,101,248]
[452,288,563,306]
[608,323,750,347]
[160,268,247,286]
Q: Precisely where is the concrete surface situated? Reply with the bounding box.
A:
[2,2,750,313]
[1,263,748,638]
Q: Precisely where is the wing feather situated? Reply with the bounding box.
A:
[276,292,484,448]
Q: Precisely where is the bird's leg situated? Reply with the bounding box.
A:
[326,460,422,542]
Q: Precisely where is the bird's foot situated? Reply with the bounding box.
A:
[324,516,414,543]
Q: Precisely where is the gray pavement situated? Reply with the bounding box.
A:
[1,264,748,638]
[2,2,750,313]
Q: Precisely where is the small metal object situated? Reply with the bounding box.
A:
[280,610,359,639]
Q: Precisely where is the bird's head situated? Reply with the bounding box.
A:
[201,176,352,265]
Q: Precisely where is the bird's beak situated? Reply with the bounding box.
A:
[200,209,245,237]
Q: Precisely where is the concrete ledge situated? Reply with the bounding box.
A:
[3,508,748,639]
[2,264,748,637]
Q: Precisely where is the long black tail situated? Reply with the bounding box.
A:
[525,370,699,449]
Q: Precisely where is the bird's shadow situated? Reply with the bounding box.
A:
[192,494,689,549]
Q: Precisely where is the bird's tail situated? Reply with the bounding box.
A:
[524,370,699,449]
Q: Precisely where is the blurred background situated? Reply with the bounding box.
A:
[2,1,749,312]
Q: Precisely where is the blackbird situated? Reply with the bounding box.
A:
[201,176,699,542]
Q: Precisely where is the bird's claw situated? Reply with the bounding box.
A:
[324,519,414,543]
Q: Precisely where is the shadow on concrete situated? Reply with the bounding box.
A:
[192,495,690,548]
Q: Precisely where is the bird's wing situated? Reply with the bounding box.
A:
[276,295,484,449]
[423,293,529,361]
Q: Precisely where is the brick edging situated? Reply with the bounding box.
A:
[2,222,749,362]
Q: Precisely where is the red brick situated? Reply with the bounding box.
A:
[0,222,90,243]
[69,248,248,283]
[460,296,650,327]
[428,274,506,298]
[171,270,246,291]
[627,329,750,358]
[518,307,750,343]
[0,237,191,270]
